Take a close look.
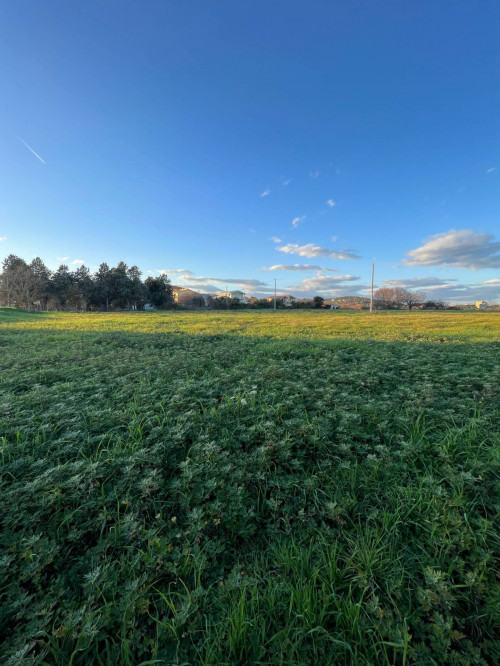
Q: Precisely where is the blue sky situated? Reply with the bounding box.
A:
[1,0,499,302]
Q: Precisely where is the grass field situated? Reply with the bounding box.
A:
[1,309,499,665]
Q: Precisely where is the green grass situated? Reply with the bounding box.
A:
[0,309,499,665]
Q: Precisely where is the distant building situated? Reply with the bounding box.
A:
[475,300,488,310]
[216,290,246,304]
[263,295,296,306]
[173,287,208,306]
[327,297,370,309]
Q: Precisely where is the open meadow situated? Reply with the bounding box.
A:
[0,309,499,665]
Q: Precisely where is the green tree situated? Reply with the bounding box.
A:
[29,257,52,309]
[52,265,74,307]
[128,265,148,310]
[73,265,94,311]
[313,296,324,308]
[109,262,133,308]
[144,275,174,309]
[94,263,112,310]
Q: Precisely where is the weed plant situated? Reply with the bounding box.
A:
[0,310,499,665]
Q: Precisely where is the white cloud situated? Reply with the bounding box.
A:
[486,167,496,173]
[309,170,319,179]
[288,273,363,296]
[260,188,271,197]
[403,229,500,270]
[270,236,282,243]
[263,264,323,271]
[0,236,6,242]
[326,199,335,207]
[147,270,155,274]
[277,243,360,260]
[482,278,500,284]
[331,236,337,242]
[282,178,291,186]
[71,259,85,265]
[57,256,69,261]
[291,215,306,228]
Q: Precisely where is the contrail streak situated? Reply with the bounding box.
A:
[17,136,46,164]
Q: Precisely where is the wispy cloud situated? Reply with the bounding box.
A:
[71,259,85,265]
[282,179,291,186]
[486,167,496,173]
[277,243,360,260]
[57,256,69,261]
[326,199,335,207]
[291,215,306,228]
[158,269,194,276]
[394,279,500,303]
[177,274,268,291]
[403,229,500,269]
[270,236,282,243]
[263,264,323,271]
[0,236,6,242]
[382,277,458,289]
[309,170,319,179]
[260,188,271,197]
[17,136,46,164]
[262,264,340,272]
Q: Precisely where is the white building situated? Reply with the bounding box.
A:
[280,295,296,307]
[216,290,246,304]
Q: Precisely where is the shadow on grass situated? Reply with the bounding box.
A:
[0,307,56,321]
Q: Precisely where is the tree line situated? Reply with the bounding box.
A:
[0,254,442,312]
[0,255,174,310]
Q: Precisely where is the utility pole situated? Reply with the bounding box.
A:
[274,278,277,311]
[370,263,374,313]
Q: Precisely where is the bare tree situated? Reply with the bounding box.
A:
[0,255,43,309]
[374,287,397,309]
[400,289,426,310]
[393,286,407,309]
[374,286,426,310]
